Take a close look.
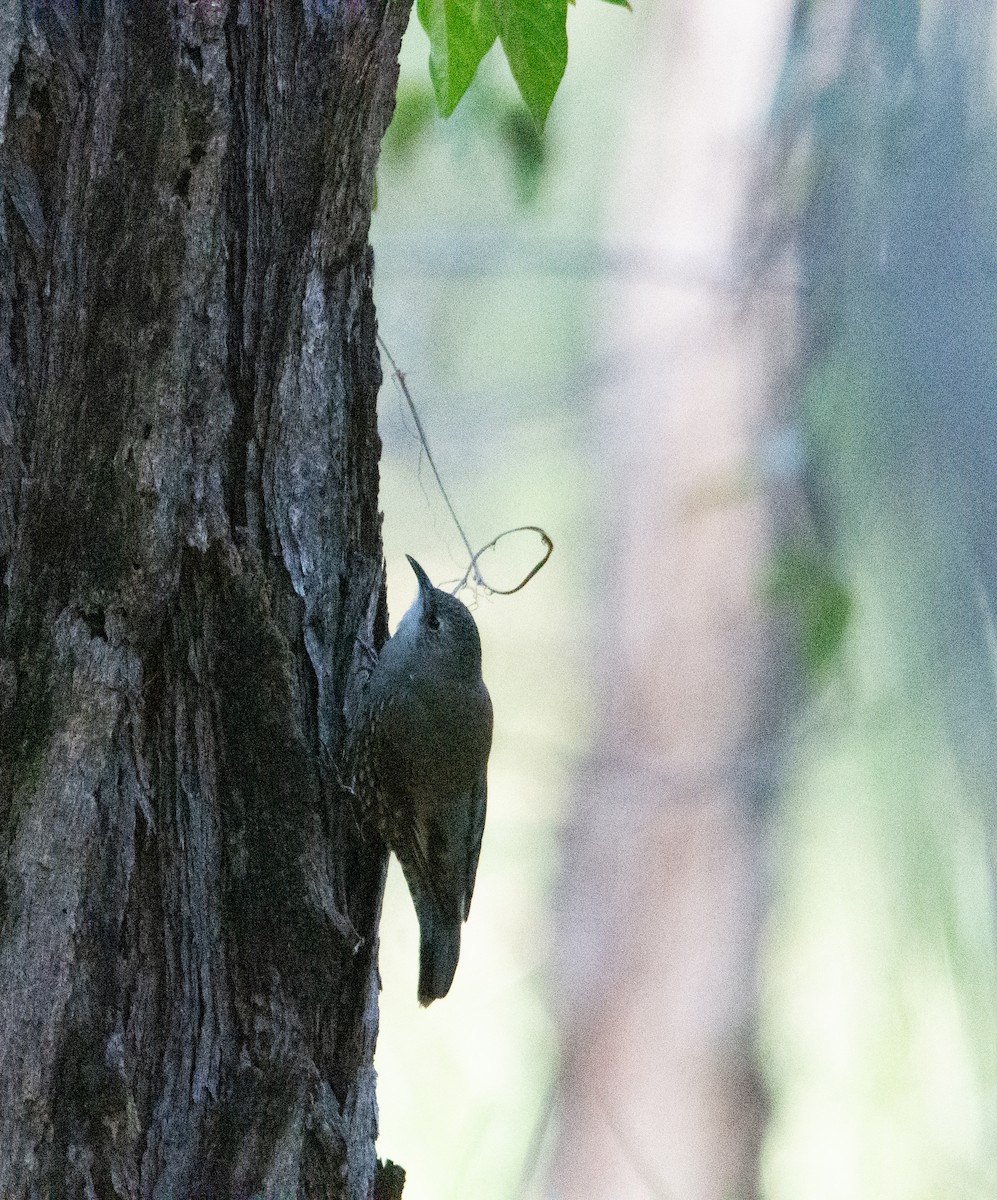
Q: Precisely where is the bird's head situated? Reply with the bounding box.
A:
[394,555,483,675]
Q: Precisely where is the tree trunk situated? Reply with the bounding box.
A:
[545,1,795,1196]
[0,2,408,1195]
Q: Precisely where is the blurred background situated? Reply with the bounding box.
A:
[369,1,997,1197]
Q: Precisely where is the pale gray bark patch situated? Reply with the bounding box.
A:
[0,615,137,1193]
[342,972,381,1192]
[266,257,368,748]
[0,2,23,148]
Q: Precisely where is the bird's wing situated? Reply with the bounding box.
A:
[403,810,454,920]
[463,766,488,920]
[363,689,447,919]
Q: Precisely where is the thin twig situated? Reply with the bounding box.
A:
[377,333,481,582]
[377,335,554,595]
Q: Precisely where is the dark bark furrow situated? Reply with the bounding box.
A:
[0,2,409,1196]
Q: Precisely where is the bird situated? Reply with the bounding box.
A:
[356,555,493,1005]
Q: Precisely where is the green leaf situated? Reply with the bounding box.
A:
[767,541,853,676]
[383,82,437,160]
[497,103,547,203]
[417,0,498,117]
[600,0,632,8]
[493,0,568,127]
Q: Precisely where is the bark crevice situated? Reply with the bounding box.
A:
[0,2,408,1195]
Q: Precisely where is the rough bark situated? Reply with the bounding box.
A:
[0,2,409,1196]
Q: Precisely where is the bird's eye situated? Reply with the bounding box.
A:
[426,612,440,632]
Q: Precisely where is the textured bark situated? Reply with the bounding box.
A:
[0,1,408,1196]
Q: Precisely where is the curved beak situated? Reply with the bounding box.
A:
[406,555,435,607]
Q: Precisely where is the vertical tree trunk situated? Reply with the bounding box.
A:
[0,2,408,1195]
[546,2,795,1197]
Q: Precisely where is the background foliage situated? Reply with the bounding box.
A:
[371,1,997,1197]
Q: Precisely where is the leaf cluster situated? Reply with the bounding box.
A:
[383,79,548,204]
[417,0,630,127]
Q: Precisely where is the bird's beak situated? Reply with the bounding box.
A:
[406,555,435,610]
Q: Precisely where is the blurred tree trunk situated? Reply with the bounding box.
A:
[0,2,407,1195]
[547,2,797,1198]
[783,0,997,802]
[760,4,997,1185]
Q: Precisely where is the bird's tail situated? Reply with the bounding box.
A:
[417,907,462,1006]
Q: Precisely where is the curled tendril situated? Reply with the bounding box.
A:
[378,333,554,599]
[453,526,554,596]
